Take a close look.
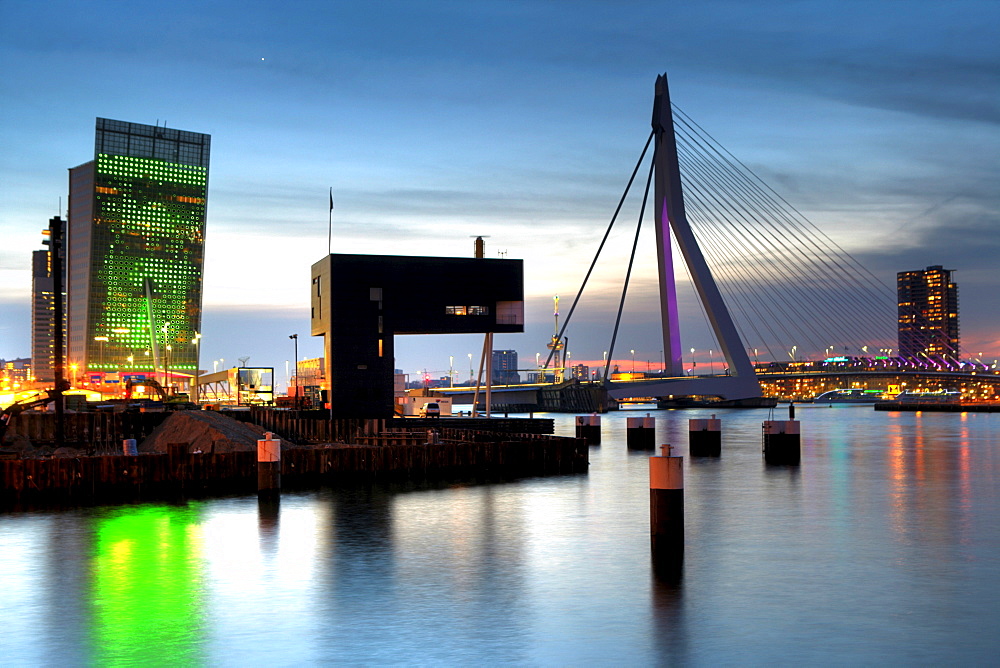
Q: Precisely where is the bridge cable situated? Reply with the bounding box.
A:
[673,106,898,340]
[603,151,656,382]
[669,105,899,358]
[541,129,655,372]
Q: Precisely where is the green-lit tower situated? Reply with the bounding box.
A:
[67,118,210,384]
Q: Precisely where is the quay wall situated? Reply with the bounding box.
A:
[1,432,588,506]
[874,402,1000,413]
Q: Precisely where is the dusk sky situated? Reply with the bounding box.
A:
[2,0,998,385]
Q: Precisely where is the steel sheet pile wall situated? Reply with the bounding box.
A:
[2,433,588,505]
[10,412,170,452]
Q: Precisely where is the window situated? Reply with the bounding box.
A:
[468,306,489,316]
[445,306,467,315]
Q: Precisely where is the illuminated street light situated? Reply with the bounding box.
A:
[192,332,202,403]
[630,349,635,374]
[289,334,299,410]
[93,336,109,372]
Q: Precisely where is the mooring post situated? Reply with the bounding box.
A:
[649,444,684,575]
[627,414,656,449]
[575,414,601,445]
[762,419,801,465]
[257,431,281,495]
[688,413,722,456]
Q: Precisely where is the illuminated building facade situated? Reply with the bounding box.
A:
[491,350,519,385]
[67,118,210,377]
[31,220,67,382]
[897,265,959,362]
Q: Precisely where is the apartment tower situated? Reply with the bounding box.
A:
[897,265,959,362]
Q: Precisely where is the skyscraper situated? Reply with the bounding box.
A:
[492,349,519,385]
[897,265,959,362]
[67,118,210,380]
[30,218,66,382]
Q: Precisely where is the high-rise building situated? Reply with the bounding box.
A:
[897,265,959,361]
[492,349,519,385]
[67,118,210,379]
[31,218,66,382]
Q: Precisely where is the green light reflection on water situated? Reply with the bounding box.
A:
[89,503,207,666]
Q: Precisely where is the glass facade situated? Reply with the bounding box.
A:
[68,119,210,375]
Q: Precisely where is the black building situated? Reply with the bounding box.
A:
[311,254,524,417]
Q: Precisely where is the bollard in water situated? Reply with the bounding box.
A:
[122,439,138,456]
[575,414,602,445]
[627,414,656,449]
[650,444,684,577]
[689,414,721,456]
[762,420,800,465]
[257,431,282,495]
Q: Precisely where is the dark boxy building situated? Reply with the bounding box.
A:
[311,254,524,417]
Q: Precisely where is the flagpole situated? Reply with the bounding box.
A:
[327,188,334,255]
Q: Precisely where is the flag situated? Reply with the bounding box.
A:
[329,188,334,212]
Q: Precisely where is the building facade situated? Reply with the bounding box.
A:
[491,350,520,385]
[311,253,524,417]
[31,219,66,382]
[897,265,960,361]
[67,118,210,378]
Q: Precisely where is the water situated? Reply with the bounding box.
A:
[3,406,999,665]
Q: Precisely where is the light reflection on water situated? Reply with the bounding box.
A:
[2,407,998,664]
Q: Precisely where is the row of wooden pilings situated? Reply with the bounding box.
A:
[1,430,589,505]
[573,409,804,580]
[574,410,802,464]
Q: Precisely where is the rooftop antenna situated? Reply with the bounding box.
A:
[328,188,335,255]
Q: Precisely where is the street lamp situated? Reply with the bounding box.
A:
[165,344,172,395]
[93,336,109,372]
[468,353,474,383]
[630,349,635,374]
[709,349,714,374]
[690,348,695,375]
[449,355,454,388]
[289,334,299,410]
[192,332,201,404]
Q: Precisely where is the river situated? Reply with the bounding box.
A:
[3,405,998,665]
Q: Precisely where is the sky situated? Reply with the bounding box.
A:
[2,0,998,386]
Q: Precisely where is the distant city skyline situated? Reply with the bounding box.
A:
[3,1,998,385]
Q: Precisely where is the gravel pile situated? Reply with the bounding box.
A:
[139,411,295,454]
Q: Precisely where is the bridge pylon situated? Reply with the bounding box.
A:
[609,73,762,402]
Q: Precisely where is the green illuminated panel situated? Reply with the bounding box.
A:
[87,154,207,371]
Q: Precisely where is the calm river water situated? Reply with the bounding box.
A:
[3,405,999,665]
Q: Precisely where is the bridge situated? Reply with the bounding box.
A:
[428,74,999,411]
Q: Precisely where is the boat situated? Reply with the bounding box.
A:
[889,389,962,404]
[813,388,885,404]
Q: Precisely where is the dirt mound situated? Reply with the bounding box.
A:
[139,411,294,454]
